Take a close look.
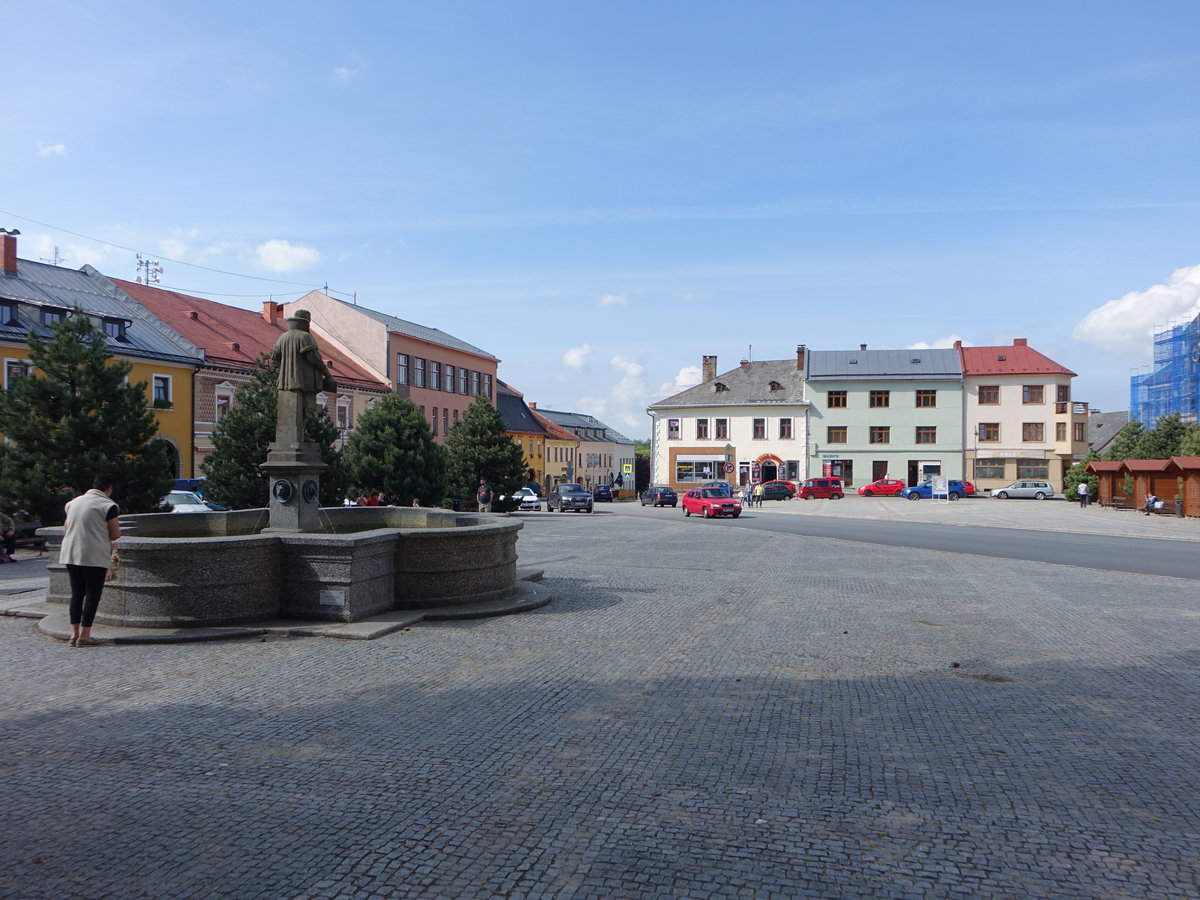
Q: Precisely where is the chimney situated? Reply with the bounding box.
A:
[529,402,536,409]
[739,359,751,369]
[953,340,962,350]
[702,355,717,382]
[1013,338,1027,346]
[795,344,806,371]
[263,301,282,324]
[859,343,867,351]
[1,233,17,276]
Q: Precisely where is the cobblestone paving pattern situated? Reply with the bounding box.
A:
[2,512,1198,899]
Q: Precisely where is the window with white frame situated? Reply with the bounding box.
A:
[4,359,31,390]
[152,375,172,407]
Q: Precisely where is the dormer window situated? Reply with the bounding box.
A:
[714,382,727,393]
[102,318,128,341]
[41,308,66,326]
[0,301,17,326]
[768,381,782,392]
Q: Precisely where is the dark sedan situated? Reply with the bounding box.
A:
[593,484,613,501]
[641,485,678,507]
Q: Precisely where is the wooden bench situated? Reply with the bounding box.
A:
[1107,497,1131,510]
[12,522,45,554]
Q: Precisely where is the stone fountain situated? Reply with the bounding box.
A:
[36,311,547,640]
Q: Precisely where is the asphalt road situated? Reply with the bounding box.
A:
[607,502,1200,581]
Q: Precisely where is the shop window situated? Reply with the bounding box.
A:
[1017,459,1050,479]
[974,458,1006,479]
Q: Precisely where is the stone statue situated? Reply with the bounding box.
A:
[270,309,337,448]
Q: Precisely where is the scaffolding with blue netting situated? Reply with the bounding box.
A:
[1130,314,1199,425]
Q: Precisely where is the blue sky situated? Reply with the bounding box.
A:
[7,1,1200,437]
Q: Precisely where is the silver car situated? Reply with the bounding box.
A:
[990,480,1055,500]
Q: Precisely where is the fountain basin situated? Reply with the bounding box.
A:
[41,507,524,629]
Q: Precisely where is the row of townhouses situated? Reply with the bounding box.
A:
[648,342,1090,494]
[0,233,632,493]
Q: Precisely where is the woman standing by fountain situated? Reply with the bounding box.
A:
[59,473,121,647]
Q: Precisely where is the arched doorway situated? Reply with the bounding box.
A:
[755,454,782,483]
[153,437,182,480]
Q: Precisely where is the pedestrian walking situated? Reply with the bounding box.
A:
[1077,481,1090,508]
[754,482,765,507]
[59,473,122,647]
[477,479,493,513]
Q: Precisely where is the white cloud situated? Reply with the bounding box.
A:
[907,334,970,350]
[37,143,66,157]
[1072,264,1200,356]
[562,343,592,370]
[333,55,366,84]
[578,354,656,431]
[658,365,702,396]
[599,293,628,307]
[255,239,320,273]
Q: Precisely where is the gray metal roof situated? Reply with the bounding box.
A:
[807,348,962,380]
[650,359,807,409]
[496,388,547,435]
[0,260,201,364]
[333,297,497,360]
[1087,410,1130,455]
[536,408,634,444]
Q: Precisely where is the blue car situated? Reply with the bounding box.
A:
[900,479,971,501]
[699,481,734,497]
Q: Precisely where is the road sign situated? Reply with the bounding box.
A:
[723,462,734,474]
[622,463,633,474]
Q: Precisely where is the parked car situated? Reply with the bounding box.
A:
[700,481,735,497]
[990,480,1055,500]
[857,478,907,497]
[160,490,210,513]
[592,484,613,502]
[512,487,541,511]
[682,488,742,518]
[758,480,796,501]
[901,479,972,501]
[796,477,844,500]
[548,482,594,513]
[641,486,678,507]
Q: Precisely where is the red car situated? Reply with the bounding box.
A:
[959,479,977,496]
[682,488,742,518]
[858,478,906,497]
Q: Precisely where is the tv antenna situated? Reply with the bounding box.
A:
[136,253,163,284]
[40,245,68,266]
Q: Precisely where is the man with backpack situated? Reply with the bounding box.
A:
[477,479,493,513]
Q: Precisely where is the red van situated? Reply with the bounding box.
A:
[796,477,844,499]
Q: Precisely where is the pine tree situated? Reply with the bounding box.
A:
[201,355,346,509]
[0,312,173,523]
[444,393,527,509]
[342,394,446,506]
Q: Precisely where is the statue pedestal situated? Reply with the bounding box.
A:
[260,442,326,533]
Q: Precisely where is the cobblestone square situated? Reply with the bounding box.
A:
[2,511,1197,898]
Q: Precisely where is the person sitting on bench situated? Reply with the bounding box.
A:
[1144,493,1159,515]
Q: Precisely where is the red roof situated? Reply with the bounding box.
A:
[958,339,1076,377]
[1169,456,1200,470]
[1121,459,1171,473]
[1085,461,1124,472]
[112,279,388,392]
[532,410,578,443]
